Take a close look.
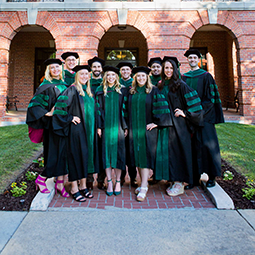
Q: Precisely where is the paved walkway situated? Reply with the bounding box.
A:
[1,210,255,255]
[49,181,215,210]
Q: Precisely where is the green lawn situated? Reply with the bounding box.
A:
[216,123,255,180]
[0,125,42,193]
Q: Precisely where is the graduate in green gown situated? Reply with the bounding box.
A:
[156,56,203,196]
[61,52,79,86]
[116,61,137,188]
[87,56,106,189]
[182,49,224,188]
[26,59,69,198]
[96,66,128,197]
[148,57,162,86]
[88,56,105,94]
[128,66,172,202]
[53,65,98,202]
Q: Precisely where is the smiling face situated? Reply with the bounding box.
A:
[49,64,61,79]
[136,72,147,86]
[164,61,173,79]
[151,63,162,76]
[91,61,103,78]
[106,71,117,86]
[120,66,132,80]
[77,69,90,85]
[65,56,78,71]
[187,54,200,69]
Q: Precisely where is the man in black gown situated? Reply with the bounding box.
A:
[182,49,224,188]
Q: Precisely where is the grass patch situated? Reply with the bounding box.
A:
[0,124,42,193]
[216,123,255,180]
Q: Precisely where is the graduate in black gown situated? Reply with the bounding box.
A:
[53,65,98,202]
[96,66,128,196]
[87,56,106,190]
[128,66,172,202]
[26,59,69,198]
[182,49,224,188]
[116,61,137,188]
[148,57,162,86]
[61,52,79,86]
[156,56,203,196]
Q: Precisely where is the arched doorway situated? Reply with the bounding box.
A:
[8,25,56,110]
[98,25,148,67]
[190,25,241,113]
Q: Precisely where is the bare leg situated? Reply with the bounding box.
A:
[79,178,87,190]
[105,167,113,193]
[114,168,122,193]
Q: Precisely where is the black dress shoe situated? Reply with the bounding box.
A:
[206,179,216,188]
[97,182,105,190]
[130,180,138,188]
[184,184,194,190]
[86,182,93,190]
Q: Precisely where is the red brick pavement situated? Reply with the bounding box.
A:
[49,180,215,210]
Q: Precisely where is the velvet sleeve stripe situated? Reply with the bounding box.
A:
[28,102,42,108]
[97,110,101,116]
[153,101,168,107]
[33,94,49,100]
[153,108,170,115]
[55,102,68,108]
[188,105,203,113]
[186,97,201,106]
[32,95,48,106]
[124,96,128,101]
[58,95,69,101]
[184,90,197,99]
[154,94,165,99]
[53,109,68,115]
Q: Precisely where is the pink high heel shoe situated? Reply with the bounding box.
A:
[35,175,50,194]
[55,179,70,198]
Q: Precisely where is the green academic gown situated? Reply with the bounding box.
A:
[182,69,224,180]
[26,79,68,178]
[149,75,161,86]
[96,85,128,171]
[90,77,103,94]
[128,86,172,170]
[64,70,76,86]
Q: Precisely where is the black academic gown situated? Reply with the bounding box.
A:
[26,79,68,178]
[128,86,172,170]
[155,79,203,184]
[52,85,99,182]
[96,86,128,171]
[182,69,224,179]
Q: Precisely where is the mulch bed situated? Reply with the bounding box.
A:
[0,157,254,211]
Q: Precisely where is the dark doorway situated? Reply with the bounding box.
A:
[34,48,56,92]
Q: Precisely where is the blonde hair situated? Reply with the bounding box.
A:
[102,71,122,96]
[44,64,64,82]
[74,71,93,97]
[130,73,153,94]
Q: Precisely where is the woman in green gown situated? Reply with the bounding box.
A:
[96,66,128,196]
[128,66,172,202]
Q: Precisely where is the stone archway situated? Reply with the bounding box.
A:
[98,25,148,67]
[8,25,56,110]
[190,24,241,113]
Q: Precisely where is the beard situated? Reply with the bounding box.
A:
[92,71,102,77]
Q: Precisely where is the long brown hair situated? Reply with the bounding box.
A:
[158,60,181,93]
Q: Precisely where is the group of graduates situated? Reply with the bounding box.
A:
[26,48,224,202]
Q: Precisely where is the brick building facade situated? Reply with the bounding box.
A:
[0,0,254,122]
